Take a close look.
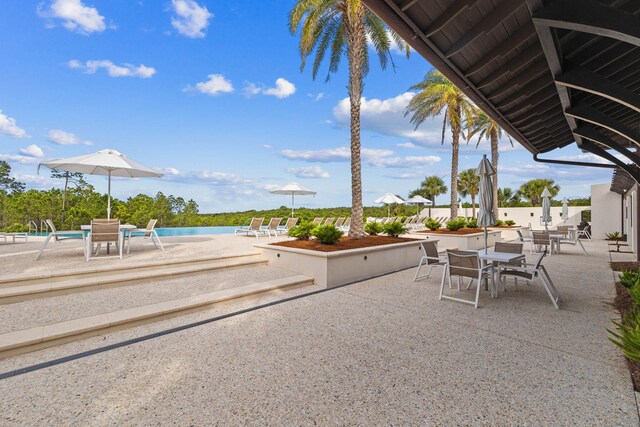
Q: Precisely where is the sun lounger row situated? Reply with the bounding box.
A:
[236,217,353,238]
[0,232,28,244]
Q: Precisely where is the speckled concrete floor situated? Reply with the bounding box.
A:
[0,239,637,425]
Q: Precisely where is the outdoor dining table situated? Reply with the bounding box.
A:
[473,250,527,297]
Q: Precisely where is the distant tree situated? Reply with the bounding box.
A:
[409,175,447,217]
[289,0,409,238]
[519,179,560,207]
[0,161,25,193]
[457,169,480,217]
[497,187,522,207]
[51,170,87,225]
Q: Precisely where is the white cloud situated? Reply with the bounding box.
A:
[68,60,156,78]
[19,144,44,158]
[188,74,234,96]
[0,111,28,138]
[170,0,212,38]
[386,172,427,180]
[160,167,181,176]
[279,146,440,169]
[0,154,41,165]
[39,0,107,35]
[286,166,330,179]
[397,142,418,149]
[262,144,272,149]
[47,129,93,145]
[243,78,296,99]
[13,174,58,189]
[308,93,324,102]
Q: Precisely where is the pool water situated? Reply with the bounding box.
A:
[29,226,237,237]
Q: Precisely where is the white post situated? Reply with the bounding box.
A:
[291,193,295,218]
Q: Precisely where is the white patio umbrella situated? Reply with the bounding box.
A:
[541,187,552,230]
[406,195,432,216]
[561,197,569,223]
[476,155,496,254]
[270,182,316,217]
[375,193,405,217]
[39,149,163,219]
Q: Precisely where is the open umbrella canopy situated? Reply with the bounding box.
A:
[39,149,163,219]
[541,187,552,229]
[375,193,404,217]
[476,155,496,253]
[406,195,432,216]
[270,182,316,217]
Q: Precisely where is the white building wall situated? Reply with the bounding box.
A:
[591,183,622,240]
[419,206,589,229]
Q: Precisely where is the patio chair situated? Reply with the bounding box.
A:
[264,217,282,237]
[312,217,324,226]
[577,223,592,240]
[497,252,560,309]
[35,219,85,260]
[235,218,266,238]
[277,217,298,235]
[334,217,345,228]
[558,230,588,255]
[125,219,164,254]
[516,229,533,253]
[86,220,123,261]
[532,231,553,255]
[323,217,335,226]
[414,241,447,282]
[439,250,494,308]
[493,242,525,291]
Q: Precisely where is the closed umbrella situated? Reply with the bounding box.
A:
[375,193,405,217]
[561,197,569,223]
[39,149,163,219]
[406,195,432,216]
[270,182,316,217]
[541,187,552,230]
[476,154,496,253]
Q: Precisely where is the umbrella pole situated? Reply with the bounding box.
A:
[107,171,112,220]
[291,193,294,218]
[484,225,488,254]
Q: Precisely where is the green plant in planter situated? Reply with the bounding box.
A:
[288,222,316,240]
[365,221,383,236]
[504,220,515,226]
[609,312,640,361]
[466,218,478,228]
[620,270,640,289]
[446,218,466,231]
[495,219,504,226]
[383,221,407,237]
[425,218,441,231]
[312,224,343,244]
[606,232,622,240]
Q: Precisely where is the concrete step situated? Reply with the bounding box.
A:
[0,274,314,359]
[0,254,267,303]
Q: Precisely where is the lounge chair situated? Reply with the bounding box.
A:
[414,241,447,282]
[35,219,85,260]
[439,250,494,308]
[277,217,298,235]
[340,218,351,232]
[235,218,266,238]
[312,217,324,226]
[334,217,345,228]
[263,218,282,237]
[86,220,123,261]
[497,252,560,309]
[323,217,335,226]
[125,219,164,254]
[0,232,28,244]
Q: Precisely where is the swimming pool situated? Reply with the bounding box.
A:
[29,226,237,237]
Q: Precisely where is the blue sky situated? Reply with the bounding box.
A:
[0,0,612,212]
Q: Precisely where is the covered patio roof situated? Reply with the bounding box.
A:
[363,0,640,181]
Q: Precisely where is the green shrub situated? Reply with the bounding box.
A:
[2,223,28,233]
[312,224,343,244]
[620,270,640,289]
[495,219,505,226]
[383,221,407,237]
[425,218,441,231]
[288,222,316,240]
[504,220,516,226]
[466,218,478,228]
[365,221,383,236]
[606,232,622,240]
[446,218,466,231]
[609,312,640,361]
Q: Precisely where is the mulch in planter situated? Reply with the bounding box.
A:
[610,262,640,271]
[612,282,640,392]
[271,236,417,252]
[416,228,484,235]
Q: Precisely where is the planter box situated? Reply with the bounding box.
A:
[488,226,524,242]
[255,239,425,288]
[419,230,502,251]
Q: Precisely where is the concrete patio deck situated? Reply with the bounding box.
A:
[0,238,637,425]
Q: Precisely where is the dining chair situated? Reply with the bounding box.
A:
[86,220,123,261]
[439,250,493,308]
[414,240,447,282]
[532,231,553,255]
[497,252,560,309]
[493,242,525,292]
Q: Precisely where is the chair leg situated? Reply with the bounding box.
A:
[439,265,449,300]
[474,273,482,308]
[413,257,425,281]
[153,231,164,251]
[578,240,588,255]
[35,233,53,260]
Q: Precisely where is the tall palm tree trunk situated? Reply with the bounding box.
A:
[490,129,499,219]
[450,123,460,219]
[346,3,366,238]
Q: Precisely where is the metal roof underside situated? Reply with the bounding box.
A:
[363,0,640,181]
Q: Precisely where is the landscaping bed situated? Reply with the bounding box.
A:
[612,282,640,392]
[611,262,640,271]
[271,235,415,252]
[416,227,483,235]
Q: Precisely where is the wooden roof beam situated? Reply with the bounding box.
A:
[565,103,640,148]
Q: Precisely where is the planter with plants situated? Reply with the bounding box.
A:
[415,217,502,250]
[255,222,424,288]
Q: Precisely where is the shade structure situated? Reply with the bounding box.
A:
[375,193,404,217]
[270,182,316,217]
[476,155,496,253]
[406,195,432,216]
[562,198,569,223]
[39,149,163,219]
[541,188,552,230]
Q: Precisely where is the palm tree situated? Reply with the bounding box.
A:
[289,1,409,238]
[405,71,474,219]
[467,109,513,218]
[497,187,521,207]
[519,179,560,206]
[457,168,480,217]
[409,175,447,217]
